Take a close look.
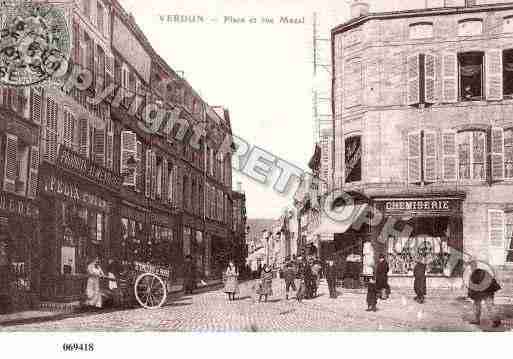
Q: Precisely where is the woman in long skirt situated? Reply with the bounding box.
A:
[223,261,239,301]
[258,265,273,302]
[85,257,107,308]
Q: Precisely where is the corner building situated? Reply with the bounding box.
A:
[332,1,513,290]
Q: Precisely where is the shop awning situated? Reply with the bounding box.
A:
[311,204,368,237]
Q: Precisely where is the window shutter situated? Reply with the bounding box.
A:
[30,87,42,124]
[105,54,114,89]
[407,54,420,105]
[93,128,105,166]
[424,130,437,182]
[106,131,113,170]
[486,49,503,101]
[78,117,90,158]
[45,98,58,162]
[136,140,142,189]
[172,165,179,205]
[491,127,505,181]
[120,130,137,186]
[407,131,421,183]
[488,209,506,266]
[442,53,458,103]
[424,54,436,103]
[145,149,152,198]
[3,134,18,192]
[27,146,39,198]
[151,151,157,200]
[63,111,75,149]
[162,158,168,201]
[442,130,457,181]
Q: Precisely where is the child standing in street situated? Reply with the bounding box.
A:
[366,276,378,312]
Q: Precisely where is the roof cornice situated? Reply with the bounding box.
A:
[332,3,513,35]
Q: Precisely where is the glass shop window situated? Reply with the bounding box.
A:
[459,52,484,101]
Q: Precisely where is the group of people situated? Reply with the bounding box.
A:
[85,257,123,309]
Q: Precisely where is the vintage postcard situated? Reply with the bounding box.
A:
[0,0,512,351]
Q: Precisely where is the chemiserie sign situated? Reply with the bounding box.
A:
[383,199,458,213]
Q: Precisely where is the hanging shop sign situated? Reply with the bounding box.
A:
[0,191,38,219]
[41,175,108,210]
[56,146,122,188]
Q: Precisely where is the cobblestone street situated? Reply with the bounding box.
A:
[3,280,510,332]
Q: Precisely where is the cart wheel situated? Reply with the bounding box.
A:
[134,273,167,309]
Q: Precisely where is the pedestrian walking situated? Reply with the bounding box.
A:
[223,261,239,301]
[375,254,390,299]
[366,276,378,312]
[468,267,502,327]
[296,259,306,303]
[85,257,108,309]
[183,255,196,295]
[413,259,427,303]
[282,262,297,300]
[311,260,322,297]
[325,259,338,299]
[257,264,273,302]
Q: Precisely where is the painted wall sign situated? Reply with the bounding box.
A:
[57,146,122,188]
[0,191,38,218]
[41,175,108,210]
[383,199,458,213]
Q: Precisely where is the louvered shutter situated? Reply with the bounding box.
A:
[408,131,421,183]
[172,165,179,205]
[120,131,137,186]
[151,151,157,200]
[162,158,168,201]
[72,21,80,64]
[424,130,437,182]
[442,53,458,103]
[106,130,113,170]
[45,98,58,162]
[491,127,504,181]
[30,87,42,124]
[27,146,39,198]
[424,54,436,103]
[3,134,18,192]
[407,54,420,105]
[93,128,105,166]
[488,209,506,265]
[105,54,114,90]
[78,117,89,158]
[63,111,75,149]
[136,140,142,189]
[442,130,457,181]
[486,49,503,101]
[145,149,152,198]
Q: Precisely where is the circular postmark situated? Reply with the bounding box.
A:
[0,1,70,87]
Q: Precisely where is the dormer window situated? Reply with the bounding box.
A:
[458,19,483,37]
[409,22,433,40]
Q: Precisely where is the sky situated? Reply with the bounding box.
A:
[118,0,434,219]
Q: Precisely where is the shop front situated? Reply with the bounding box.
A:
[184,214,207,279]
[0,191,39,313]
[371,195,465,287]
[38,148,121,302]
[206,220,229,279]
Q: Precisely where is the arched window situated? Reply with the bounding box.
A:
[504,15,513,33]
[457,131,486,180]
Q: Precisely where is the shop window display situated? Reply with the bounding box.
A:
[386,218,452,276]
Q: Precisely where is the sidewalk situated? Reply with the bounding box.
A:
[0,279,224,327]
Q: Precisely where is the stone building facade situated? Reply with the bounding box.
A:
[332,1,513,289]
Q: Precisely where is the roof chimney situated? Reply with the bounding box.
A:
[350,0,370,19]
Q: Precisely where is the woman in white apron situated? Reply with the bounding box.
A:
[86,257,106,308]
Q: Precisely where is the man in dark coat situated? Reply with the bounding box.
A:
[325,260,338,299]
[375,254,390,299]
[282,262,297,300]
[366,276,377,311]
[413,259,427,303]
[468,267,502,327]
[183,255,196,295]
